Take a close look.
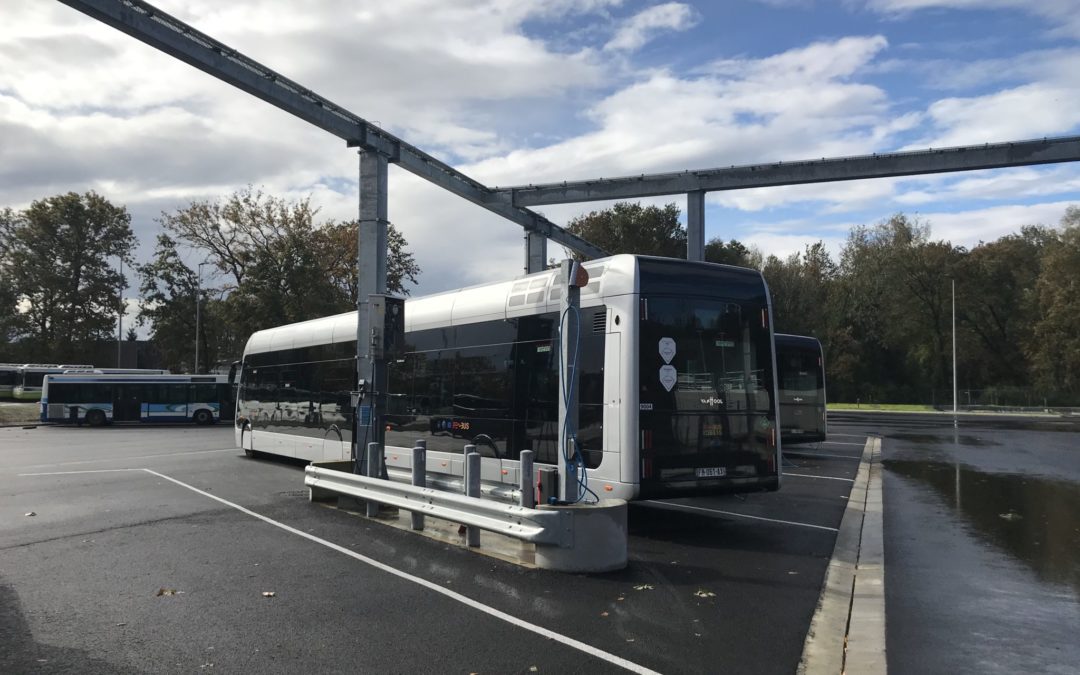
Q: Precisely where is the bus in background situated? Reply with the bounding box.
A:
[41,373,234,426]
[774,334,827,445]
[11,364,95,401]
[237,254,781,502]
[0,363,26,398]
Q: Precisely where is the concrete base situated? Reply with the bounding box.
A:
[534,499,628,573]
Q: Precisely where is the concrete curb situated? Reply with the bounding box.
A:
[798,436,887,675]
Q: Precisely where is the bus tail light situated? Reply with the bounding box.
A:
[642,457,653,479]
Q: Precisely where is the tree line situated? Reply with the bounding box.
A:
[0,188,419,372]
[566,202,1080,405]
[3,190,1078,404]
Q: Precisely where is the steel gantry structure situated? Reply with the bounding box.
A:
[492,135,1080,261]
[56,0,608,466]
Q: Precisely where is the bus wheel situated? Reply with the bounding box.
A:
[193,409,213,425]
[85,409,106,427]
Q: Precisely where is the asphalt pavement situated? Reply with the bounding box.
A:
[2,413,1075,673]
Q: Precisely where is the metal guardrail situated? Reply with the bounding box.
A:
[305,463,572,547]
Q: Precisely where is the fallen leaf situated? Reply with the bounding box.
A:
[600,611,609,617]
[24,512,36,517]
[999,511,1022,521]
[693,589,716,598]
[528,668,539,673]
[156,588,178,597]
[616,596,625,602]
[261,591,276,598]
[632,584,654,591]
[115,623,127,627]
[626,638,635,643]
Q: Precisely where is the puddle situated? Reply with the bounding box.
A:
[884,459,1080,593]
[889,432,998,447]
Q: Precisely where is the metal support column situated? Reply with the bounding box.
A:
[525,231,548,273]
[557,260,583,502]
[687,190,705,261]
[355,149,390,474]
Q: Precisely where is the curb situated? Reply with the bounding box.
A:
[798,436,887,675]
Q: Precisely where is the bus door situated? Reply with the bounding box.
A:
[113,385,142,422]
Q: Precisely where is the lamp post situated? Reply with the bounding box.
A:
[194,262,210,374]
[117,257,124,367]
[952,278,958,418]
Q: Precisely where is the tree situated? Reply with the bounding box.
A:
[0,208,23,358]
[705,238,762,268]
[5,192,135,362]
[125,327,138,342]
[564,202,686,259]
[142,187,420,369]
[958,225,1057,388]
[1031,206,1080,398]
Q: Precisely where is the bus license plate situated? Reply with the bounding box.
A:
[696,467,726,478]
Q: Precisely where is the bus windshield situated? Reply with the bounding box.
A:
[640,297,773,414]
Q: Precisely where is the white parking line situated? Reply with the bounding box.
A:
[6,447,238,472]
[641,500,839,532]
[783,451,862,461]
[22,467,660,675]
[821,441,867,446]
[782,472,856,483]
[18,468,146,476]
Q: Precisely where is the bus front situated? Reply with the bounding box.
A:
[636,258,779,497]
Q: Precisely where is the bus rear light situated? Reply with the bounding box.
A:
[641,430,652,449]
[643,458,653,479]
[640,299,648,320]
[761,309,767,328]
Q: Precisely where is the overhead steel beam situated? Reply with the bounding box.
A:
[497,136,1080,206]
[58,0,607,259]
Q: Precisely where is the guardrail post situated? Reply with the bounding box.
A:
[366,442,381,517]
[519,450,535,508]
[465,450,481,547]
[411,444,426,530]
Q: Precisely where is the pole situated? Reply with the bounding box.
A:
[355,149,390,474]
[557,259,583,503]
[195,262,209,374]
[687,190,705,261]
[952,278,957,417]
[117,257,123,367]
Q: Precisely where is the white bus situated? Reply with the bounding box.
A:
[41,373,231,426]
[12,364,96,401]
[0,363,26,398]
[236,255,781,501]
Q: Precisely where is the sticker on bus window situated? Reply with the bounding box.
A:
[715,340,735,348]
[639,403,653,411]
[659,365,677,392]
[658,337,677,364]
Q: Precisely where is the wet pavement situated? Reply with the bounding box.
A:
[831,412,1080,675]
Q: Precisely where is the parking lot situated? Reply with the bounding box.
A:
[2,414,1077,673]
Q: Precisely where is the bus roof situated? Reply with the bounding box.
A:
[243,254,766,357]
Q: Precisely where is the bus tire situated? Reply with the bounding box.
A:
[85,409,106,427]
[193,409,213,425]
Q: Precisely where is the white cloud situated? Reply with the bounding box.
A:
[604,3,700,51]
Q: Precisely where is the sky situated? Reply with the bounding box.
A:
[3,0,1080,325]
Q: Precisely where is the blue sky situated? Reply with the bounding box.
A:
[2,0,1079,318]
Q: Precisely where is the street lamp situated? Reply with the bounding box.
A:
[952,278,958,419]
[194,261,210,374]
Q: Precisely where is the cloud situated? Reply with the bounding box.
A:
[604,3,700,52]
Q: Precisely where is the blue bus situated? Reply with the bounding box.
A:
[41,373,233,426]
